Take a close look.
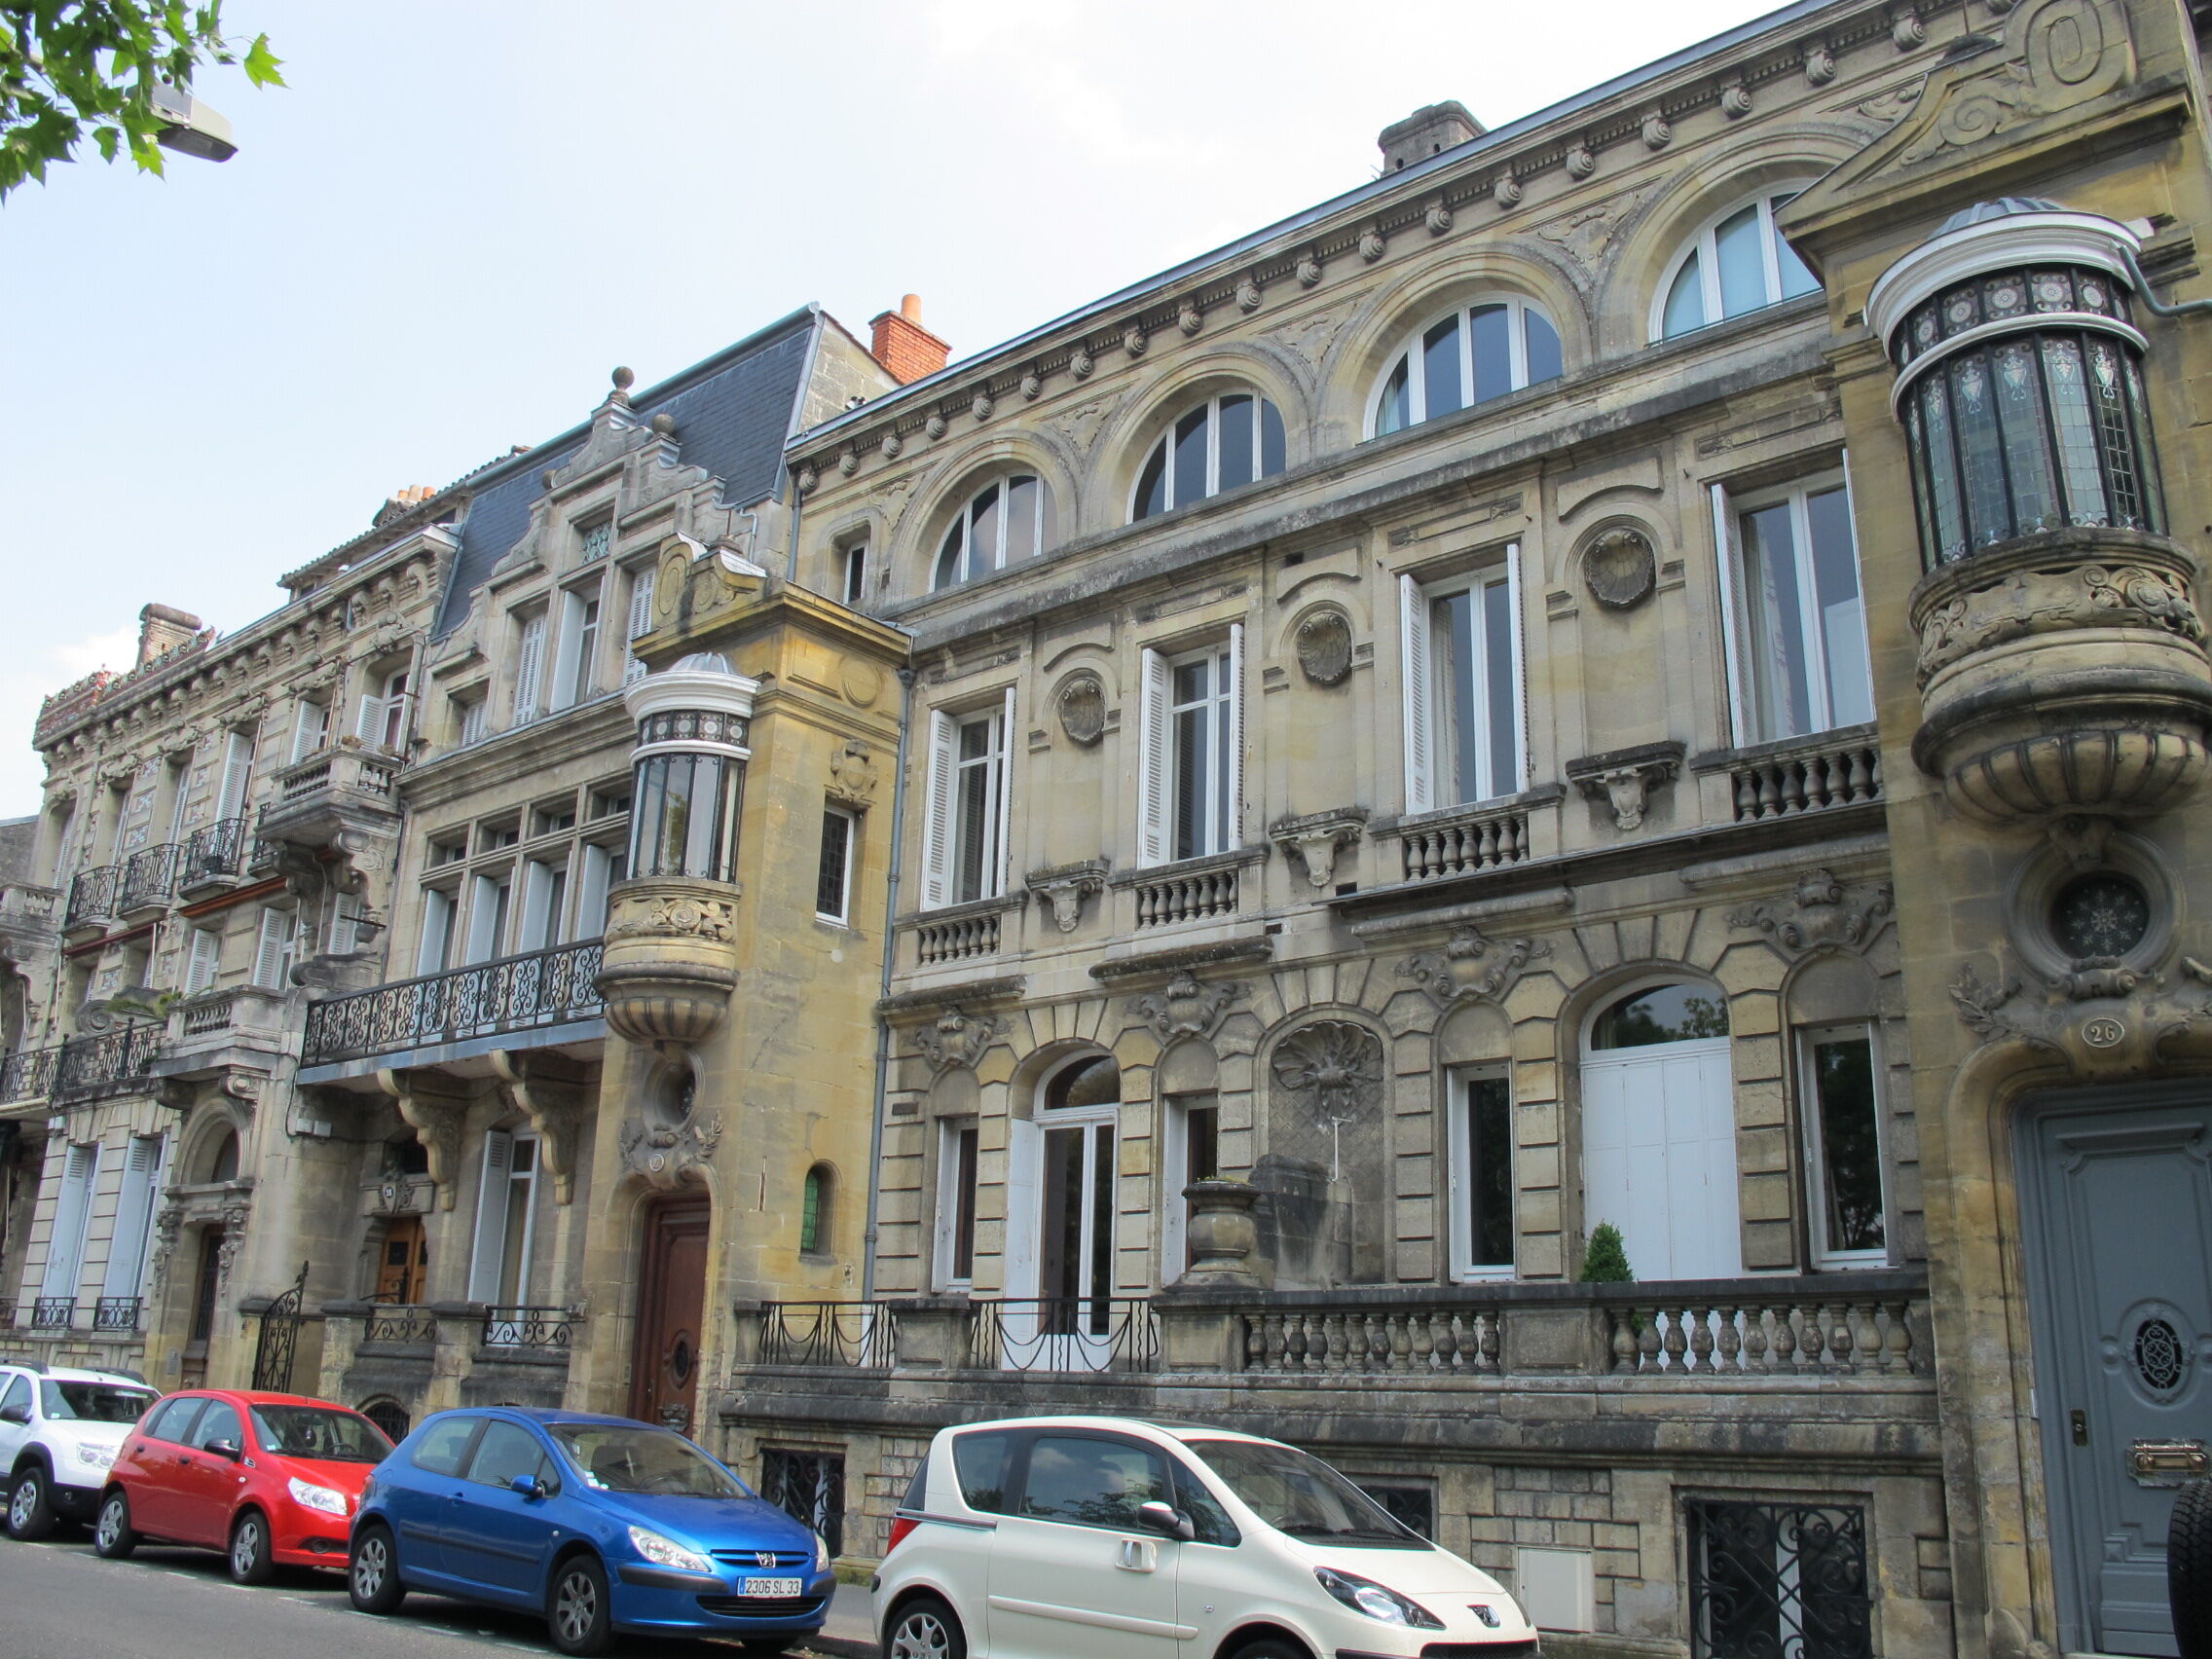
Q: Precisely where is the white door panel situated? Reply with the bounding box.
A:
[1583,1039,1740,1280]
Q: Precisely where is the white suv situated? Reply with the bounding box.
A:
[873,1414,1538,1659]
[0,1362,160,1539]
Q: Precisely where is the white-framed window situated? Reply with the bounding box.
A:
[574,843,624,939]
[550,585,602,712]
[455,691,490,748]
[840,542,869,607]
[214,726,256,822]
[920,692,1014,908]
[100,1135,166,1305]
[622,565,657,684]
[38,1142,99,1303]
[517,858,569,951]
[289,697,330,764]
[574,515,612,569]
[251,906,297,989]
[511,611,547,723]
[466,1128,540,1305]
[417,887,458,975]
[356,668,412,753]
[933,475,1056,590]
[184,926,221,995]
[816,805,857,923]
[1799,1023,1889,1268]
[1399,552,1525,814]
[465,871,513,964]
[1132,393,1287,520]
[1711,473,1873,747]
[1655,190,1820,341]
[933,1117,980,1291]
[1372,300,1564,437]
[1160,1092,1220,1276]
[1136,625,1244,867]
[163,751,194,843]
[1446,1065,1516,1281]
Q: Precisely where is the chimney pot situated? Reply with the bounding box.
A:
[136,604,203,667]
[1377,99,1484,172]
[902,293,923,323]
[869,297,951,387]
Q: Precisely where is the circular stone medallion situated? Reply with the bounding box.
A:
[1584,527,1657,609]
[1296,609,1354,686]
[1057,674,1107,746]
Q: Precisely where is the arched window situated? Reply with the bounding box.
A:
[933,475,1057,590]
[1656,191,1820,340]
[1043,1052,1121,1112]
[800,1163,833,1254]
[203,1127,240,1184]
[1372,300,1563,436]
[1588,982,1731,1050]
[1133,393,1286,520]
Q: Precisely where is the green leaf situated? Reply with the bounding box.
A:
[241,31,282,87]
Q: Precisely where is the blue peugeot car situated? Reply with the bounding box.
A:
[348,1407,831,1655]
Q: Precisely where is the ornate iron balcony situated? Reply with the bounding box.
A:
[64,865,118,929]
[303,938,604,1067]
[29,1298,75,1330]
[182,815,253,885]
[362,1304,438,1346]
[757,1302,899,1369]
[92,1297,142,1333]
[0,1044,57,1104]
[481,1306,578,1351]
[51,1024,163,1105]
[117,843,182,912]
[966,1297,1159,1374]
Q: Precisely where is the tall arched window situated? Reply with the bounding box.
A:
[1656,191,1820,340]
[1133,393,1286,520]
[933,476,1057,590]
[203,1127,240,1184]
[799,1163,833,1255]
[1372,300,1563,436]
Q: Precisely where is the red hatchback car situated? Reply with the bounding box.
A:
[92,1389,391,1582]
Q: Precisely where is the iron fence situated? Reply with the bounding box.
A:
[29,1298,75,1330]
[1687,1499,1872,1659]
[0,1045,57,1104]
[482,1306,577,1350]
[303,938,605,1066]
[117,843,181,911]
[51,1023,163,1104]
[757,1302,899,1369]
[182,815,248,884]
[92,1297,142,1333]
[760,1448,846,1558]
[64,865,117,928]
[362,1304,438,1346]
[964,1297,1158,1373]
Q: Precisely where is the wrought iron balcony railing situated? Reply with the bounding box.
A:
[966,1297,1159,1374]
[29,1298,75,1330]
[181,815,268,885]
[303,938,605,1067]
[0,1044,57,1104]
[92,1297,142,1333]
[757,1301,899,1369]
[64,865,118,929]
[117,842,182,912]
[481,1306,578,1351]
[1,1024,161,1107]
[363,1304,438,1346]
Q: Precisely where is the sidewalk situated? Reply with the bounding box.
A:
[795,1578,876,1658]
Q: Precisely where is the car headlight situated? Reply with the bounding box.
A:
[815,1531,831,1571]
[1314,1566,1444,1629]
[74,1444,115,1470]
[286,1477,349,1517]
[628,1525,713,1575]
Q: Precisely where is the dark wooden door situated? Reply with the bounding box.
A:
[375,1216,427,1305]
[629,1195,710,1433]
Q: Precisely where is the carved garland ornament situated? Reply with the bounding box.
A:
[605,895,736,945]
[1727,868,1896,957]
[1400,928,1553,1009]
[1131,970,1248,1043]
[1916,560,2204,686]
[913,1009,1001,1074]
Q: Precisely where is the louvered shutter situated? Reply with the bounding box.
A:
[417,889,455,975]
[216,729,255,819]
[1226,623,1246,846]
[252,908,291,987]
[920,711,956,909]
[291,699,328,763]
[101,1137,162,1300]
[1504,543,1530,791]
[1399,573,1434,815]
[330,893,364,956]
[575,845,612,938]
[992,687,1015,898]
[1709,484,1751,749]
[624,568,657,683]
[354,676,384,743]
[513,615,546,721]
[1136,647,1170,866]
[40,1144,98,1301]
[466,1130,515,1304]
[185,927,221,994]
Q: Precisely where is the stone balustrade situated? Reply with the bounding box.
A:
[1131,862,1240,927]
[913,906,1004,965]
[1720,725,1884,823]
[1396,799,1535,882]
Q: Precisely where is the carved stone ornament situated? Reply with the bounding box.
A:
[795,464,818,496]
[881,431,903,461]
[1123,324,1148,358]
[1949,954,2212,1079]
[618,1110,724,1191]
[972,390,994,423]
[837,448,859,478]
[1915,555,2205,688]
[1720,81,1753,118]
[1021,371,1044,401]
[1805,43,1838,83]
[1400,928,1554,1010]
[1296,253,1324,287]
[1894,0,2127,165]
[1359,228,1386,263]
[1728,868,1896,957]
[1271,1019,1384,1124]
[1583,526,1657,609]
[926,411,948,440]
[1132,970,1247,1044]
[1055,673,1108,746]
[216,1198,253,1290]
[913,1008,1001,1074]
[146,1205,184,1303]
[1178,301,1203,336]
[1492,176,1521,209]
[1070,346,1095,380]
[1567,742,1684,832]
[605,894,736,945]
[1893,8,1926,50]
[1269,807,1369,890]
[1295,608,1354,686]
[827,739,881,807]
[1029,862,1108,933]
[1566,140,1597,178]
[1641,110,1671,149]
[1236,278,1263,313]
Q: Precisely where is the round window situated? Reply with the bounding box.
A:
[2051,871,2152,960]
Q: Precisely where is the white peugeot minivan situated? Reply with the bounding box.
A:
[873,1415,1538,1659]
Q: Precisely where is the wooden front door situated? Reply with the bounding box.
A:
[374,1216,427,1305]
[629,1195,709,1433]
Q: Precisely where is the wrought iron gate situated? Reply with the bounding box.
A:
[251,1261,310,1392]
[760,1449,845,1558]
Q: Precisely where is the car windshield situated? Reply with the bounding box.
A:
[41,1382,157,1423]
[1186,1439,1427,1548]
[548,1424,747,1499]
[249,1405,390,1462]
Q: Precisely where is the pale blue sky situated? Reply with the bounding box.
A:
[0,0,1780,815]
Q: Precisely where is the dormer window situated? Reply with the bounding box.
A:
[1132,394,1286,520]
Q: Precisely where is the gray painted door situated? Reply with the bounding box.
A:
[2022,1091,2212,1658]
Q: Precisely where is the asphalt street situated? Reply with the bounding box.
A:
[0,1533,875,1659]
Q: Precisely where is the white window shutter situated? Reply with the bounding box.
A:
[920,711,956,910]
[40,1144,98,1301]
[186,928,221,994]
[513,615,546,721]
[1137,647,1170,866]
[217,729,254,820]
[331,893,363,956]
[466,1129,515,1304]
[1399,573,1434,815]
[1504,543,1530,791]
[1226,623,1246,846]
[550,594,583,712]
[576,845,612,938]
[418,889,455,975]
[993,687,1015,899]
[101,1137,162,1300]
[1708,483,1750,750]
[253,908,290,987]
[624,569,657,683]
[354,681,384,744]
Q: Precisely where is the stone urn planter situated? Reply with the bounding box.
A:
[1178,1179,1261,1286]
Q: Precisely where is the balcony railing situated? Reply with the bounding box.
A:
[1397,798,1533,882]
[1723,725,1884,824]
[117,842,182,912]
[29,1298,75,1331]
[363,1304,438,1346]
[758,1302,898,1368]
[64,865,118,929]
[967,1297,1159,1373]
[481,1306,577,1351]
[303,938,605,1067]
[270,747,400,811]
[180,815,273,886]
[1131,864,1240,928]
[915,908,1002,965]
[178,991,240,1039]
[92,1297,142,1333]
[51,1024,163,1104]
[0,884,57,932]
[0,1045,58,1104]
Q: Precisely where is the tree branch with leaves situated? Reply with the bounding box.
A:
[1,1,281,199]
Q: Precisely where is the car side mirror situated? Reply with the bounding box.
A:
[205,1439,242,1461]
[1137,1500,1195,1542]
[0,1402,28,1425]
[510,1473,554,1500]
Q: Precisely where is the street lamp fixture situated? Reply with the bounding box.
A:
[149,81,237,163]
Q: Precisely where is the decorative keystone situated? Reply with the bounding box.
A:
[1566,741,1685,831]
[1027,860,1109,934]
[1268,807,1369,890]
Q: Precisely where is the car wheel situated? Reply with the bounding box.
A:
[546,1554,613,1657]
[5,1466,55,1541]
[349,1525,407,1615]
[2173,1476,2212,1659]
[92,1490,137,1560]
[886,1596,967,1659]
[228,1509,276,1585]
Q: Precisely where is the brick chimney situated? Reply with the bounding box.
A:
[868,295,950,386]
[1378,99,1483,172]
[136,604,203,667]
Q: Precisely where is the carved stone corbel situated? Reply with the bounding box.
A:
[492,1050,591,1204]
[1027,861,1109,934]
[1399,927,1552,1010]
[912,1009,1001,1074]
[827,739,880,808]
[377,1066,471,1210]
[1268,807,1369,891]
[1567,742,1685,831]
[1726,868,1895,958]
[1130,970,1248,1044]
